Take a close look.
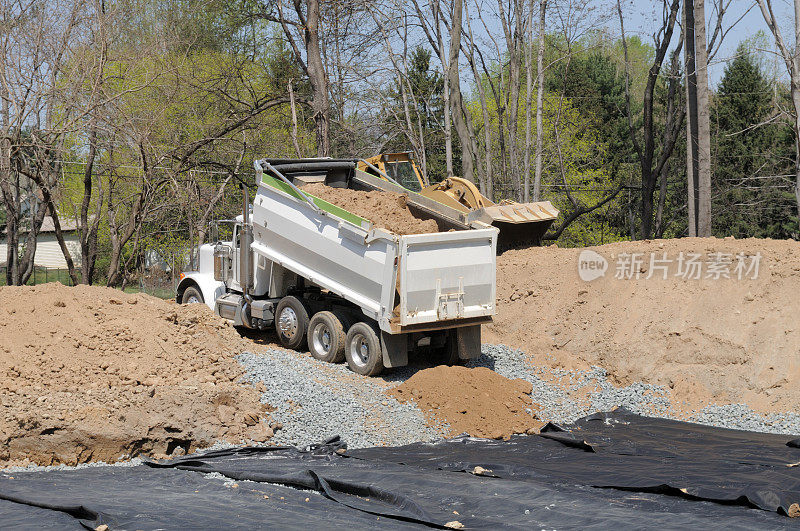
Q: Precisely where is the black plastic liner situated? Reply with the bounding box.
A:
[1,410,798,529]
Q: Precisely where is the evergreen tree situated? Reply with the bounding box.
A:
[712,45,796,238]
[385,47,450,182]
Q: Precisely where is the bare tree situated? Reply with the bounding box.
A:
[533,0,547,202]
[264,0,331,156]
[694,0,712,236]
[445,0,476,182]
[0,0,87,285]
[755,0,800,231]
[684,0,712,236]
[410,0,455,176]
[618,0,684,239]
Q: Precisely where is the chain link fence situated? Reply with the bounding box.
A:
[0,264,177,300]
[0,266,74,287]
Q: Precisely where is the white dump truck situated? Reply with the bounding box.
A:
[177,158,497,376]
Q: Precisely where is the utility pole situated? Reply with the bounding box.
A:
[684,0,712,237]
[684,0,699,237]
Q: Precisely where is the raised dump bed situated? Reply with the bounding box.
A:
[251,163,497,332]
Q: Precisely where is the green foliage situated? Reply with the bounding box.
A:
[114,0,258,53]
[546,51,632,168]
[469,89,625,246]
[383,46,450,182]
[712,45,797,239]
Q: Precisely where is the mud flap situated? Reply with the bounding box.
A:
[455,325,481,359]
[380,332,408,368]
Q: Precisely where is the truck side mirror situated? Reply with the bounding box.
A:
[208,221,219,243]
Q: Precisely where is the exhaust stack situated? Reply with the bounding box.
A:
[240,184,253,297]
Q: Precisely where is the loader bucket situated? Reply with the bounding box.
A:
[471,201,559,249]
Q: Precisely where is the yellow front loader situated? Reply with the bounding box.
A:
[357,152,559,248]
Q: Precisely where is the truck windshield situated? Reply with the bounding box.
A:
[385,161,421,192]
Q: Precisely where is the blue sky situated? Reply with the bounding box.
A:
[618,0,784,85]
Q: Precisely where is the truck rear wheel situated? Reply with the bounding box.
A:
[307,311,346,363]
[345,322,384,376]
[275,296,309,351]
[433,331,461,366]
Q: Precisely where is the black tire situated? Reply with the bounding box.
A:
[331,308,355,332]
[275,296,309,351]
[307,311,346,363]
[432,331,462,366]
[345,322,384,376]
[181,285,204,305]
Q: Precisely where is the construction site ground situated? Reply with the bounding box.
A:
[2,237,800,524]
[2,236,799,468]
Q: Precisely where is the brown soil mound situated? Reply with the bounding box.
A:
[303,183,439,235]
[389,366,543,439]
[0,283,273,467]
[488,237,800,414]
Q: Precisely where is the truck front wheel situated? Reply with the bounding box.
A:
[345,322,384,376]
[181,286,204,305]
[275,296,309,351]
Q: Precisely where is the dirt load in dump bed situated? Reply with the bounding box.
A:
[488,237,800,414]
[302,183,439,235]
[389,365,543,439]
[0,283,272,467]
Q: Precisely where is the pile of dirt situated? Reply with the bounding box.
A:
[489,237,800,414]
[389,365,543,439]
[0,283,276,467]
[302,183,439,235]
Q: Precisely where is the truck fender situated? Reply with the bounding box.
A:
[176,272,225,311]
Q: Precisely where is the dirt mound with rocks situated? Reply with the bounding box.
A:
[389,365,543,439]
[302,183,439,235]
[0,283,275,467]
[489,237,800,414]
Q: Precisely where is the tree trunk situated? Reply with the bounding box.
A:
[497,0,524,200]
[446,0,475,182]
[443,69,454,177]
[795,0,800,228]
[303,0,330,157]
[685,0,700,236]
[533,0,547,202]
[523,0,534,203]
[288,80,302,157]
[78,126,97,284]
[694,0,712,236]
[793,86,800,227]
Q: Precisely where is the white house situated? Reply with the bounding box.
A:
[0,216,82,269]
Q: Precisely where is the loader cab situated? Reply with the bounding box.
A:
[383,159,423,192]
[361,152,428,192]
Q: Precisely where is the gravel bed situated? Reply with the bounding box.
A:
[1,457,144,474]
[236,349,440,449]
[472,344,800,436]
[235,343,800,452]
